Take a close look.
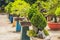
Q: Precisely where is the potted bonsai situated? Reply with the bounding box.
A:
[48,7,60,30]
[27,7,49,39]
[10,0,30,22]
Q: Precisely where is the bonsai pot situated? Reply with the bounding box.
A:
[15,17,25,21]
[48,22,60,30]
[13,14,20,17]
[19,18,25,21]
[20,22,31,27]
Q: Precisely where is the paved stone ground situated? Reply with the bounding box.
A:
[0,14,20,40]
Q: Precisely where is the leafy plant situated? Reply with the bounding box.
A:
[31,11,47,30]
[43,29,49,36]
[11,0,30,17]
[27,30,37,37]
[28,7,37,20]
[55,7,60,16]
[5,2,13,14]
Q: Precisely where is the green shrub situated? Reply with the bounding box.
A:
[11,0,30,17]
[27,30,37,37]
[31,11,47,30]
[28,7,37,20]
[43,29,49,36]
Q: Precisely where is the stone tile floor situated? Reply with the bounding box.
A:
[0,14,20,40]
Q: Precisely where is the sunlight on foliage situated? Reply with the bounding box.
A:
[55,7,60,16]
[11,0,30,17]
[5,2,13,13]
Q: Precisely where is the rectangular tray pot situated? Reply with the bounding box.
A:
[13,14,20,17]
[48,22,60,30]
[15,17,25,21]
[20,22,31,27]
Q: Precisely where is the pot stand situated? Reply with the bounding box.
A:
[20,22,31,40]
[15,17,22,32]
[10,15,13,23]
[16,20,21,32]
[21,26,30,40]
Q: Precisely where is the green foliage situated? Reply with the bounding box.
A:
[28,7,37,20]
[46,0,59,15]
[31,11,47,30]
[24,0,37,5]
[5,2,13,13]
[27,30,37,37]
[47,6,56,15]
[55,7,60,16]
[41,1,51,10]
[11,0,30,17]
[31,0,51,13]
[43,29,49,36]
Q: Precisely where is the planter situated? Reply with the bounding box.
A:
[48,22,60,30]
[15,17,19,20]
[15,17,25,21]
[19,17,25,21]
[20,22,31,27]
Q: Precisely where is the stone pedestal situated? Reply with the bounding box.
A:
[10,15,13,23]
[16,21,21,32]
[20,22,31,40]
[21,26,30,40]
[15,17,25,32]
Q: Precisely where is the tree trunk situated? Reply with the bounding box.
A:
[54,16,57,23]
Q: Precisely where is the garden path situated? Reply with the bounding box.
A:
[0,14,20,40]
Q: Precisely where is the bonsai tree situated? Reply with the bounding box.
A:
[27,2,49,38]
[47,7,60,23]
[31,12,47,30]
[30,10,47,38]
[11,0,30,17]
[47,1,60,30]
